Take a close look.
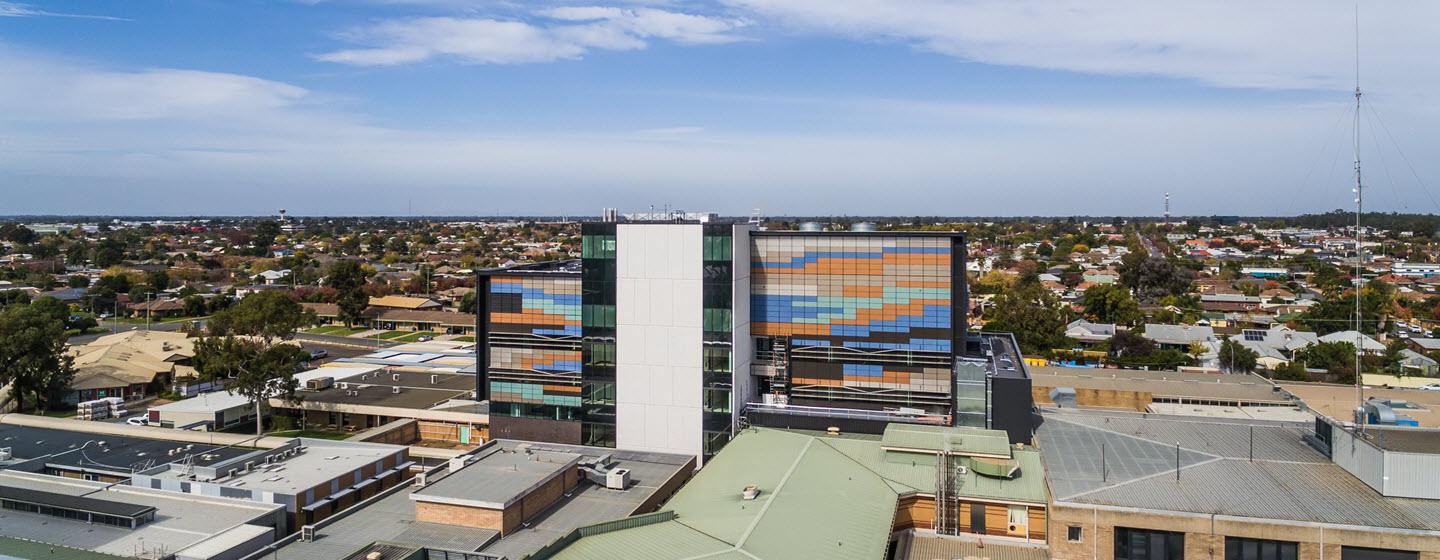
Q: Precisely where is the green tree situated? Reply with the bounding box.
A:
[458,290,477,314]
[1297,341,1357,381]
[1118,253,1192,303]
[1217,338,1259,373]
[0,302,76,413]
[67,275,90,289]
[1079,284,1142,327]
[982,275,1070,355]
[195,290,316,435]
[92,238,126,268]
[327,260,371,328]
[183,295,207,317]
[1270,360,1309,381]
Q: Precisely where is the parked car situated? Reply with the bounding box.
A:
[1419,384,1440,392]
[308,348,328,360]
[126,417,150,426]
[417,336,432,342]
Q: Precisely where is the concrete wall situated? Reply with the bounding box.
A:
[730,224,754,434]
[1033,385,1152,411]
[352,418,420,445]
[1048,502,1440,560]
[632,455,697,515]
[615,224,704,458]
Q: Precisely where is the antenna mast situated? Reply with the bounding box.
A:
[1352,5,1365,426]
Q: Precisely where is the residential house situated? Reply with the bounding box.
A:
[368,295,442,311]
[127,298,186,319]
[1317,330,1387,354]
[66,331,195,403]
[1065,319,1116,345]
[255,269,291,285]
[1142,324,1216,351]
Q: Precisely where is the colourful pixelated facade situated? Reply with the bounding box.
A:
[484,275,585,433]
[751,234,962,411]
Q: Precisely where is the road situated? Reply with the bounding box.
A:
[1137,233,1164,258]
[68,319,195,345]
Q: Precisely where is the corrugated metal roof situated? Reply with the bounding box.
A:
[1038,409,1440,533]
[543,427,1049,560]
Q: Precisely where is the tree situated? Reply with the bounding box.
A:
[92,238,126,268]
[458,290,477,314]
[1296,341,1357,382]
[1217,338,1259,373]
[327,260,371,328]
[1270,360,1309,381]
[982,275,1070,355]
[1,224,37,245]
[182,295,207,317]
[0,302,76,413]
[67,275,90,289]
[1118,253,1192,303]
[195,290,316,435]
[1079,284,1142,327]
[1107,330,1194,370]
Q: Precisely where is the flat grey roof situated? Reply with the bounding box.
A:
[269,440,693,560]
[412,445,579,509]
[1037,408,1440,532]
[1032,367,1291,403]
[0,485,155,518]
[1351,426,1440,454]
[154,438,404,493]
[0,471,283,558]
[0,423,252,473]
[297,383,472,409]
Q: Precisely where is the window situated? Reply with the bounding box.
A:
[1008,505,1027,525]
[1341,547,1418,560]
[703,347,732,373]
[1115,527,1184,560]
[1225,537,1297,560]
[1067,526,1083,542]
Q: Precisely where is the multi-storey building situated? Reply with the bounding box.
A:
[476,220,1034,461]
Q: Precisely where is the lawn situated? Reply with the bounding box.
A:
[452,335,475,342]
[269,429,353,440]
[389,331,439,343]
[366,330,415,341]
[308,326,368,336]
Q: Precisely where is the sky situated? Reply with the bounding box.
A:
[2,0,1440,217]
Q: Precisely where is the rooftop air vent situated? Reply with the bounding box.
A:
[741,485,760,500]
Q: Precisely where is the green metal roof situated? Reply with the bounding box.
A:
[879,424,1014,457]
[533,427,1046,560]
[953,449,1049,505]
[536,429,900,560]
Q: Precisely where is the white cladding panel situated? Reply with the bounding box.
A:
[615,224,704,459]
[730,225,755,430]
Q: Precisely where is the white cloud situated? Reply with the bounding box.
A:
[316,6,746,66]
[723,0,1440,93]
[0,1,129,21]
[4,38,1439,217]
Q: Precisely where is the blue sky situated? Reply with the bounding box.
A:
[3,0,1440,216]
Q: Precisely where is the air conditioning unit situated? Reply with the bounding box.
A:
[306,377,334,391]
[413,472,428,487]
[300,525,316,542]
[1007,523,1027,536]
[0,447,11,461]
[605,468,631,490]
